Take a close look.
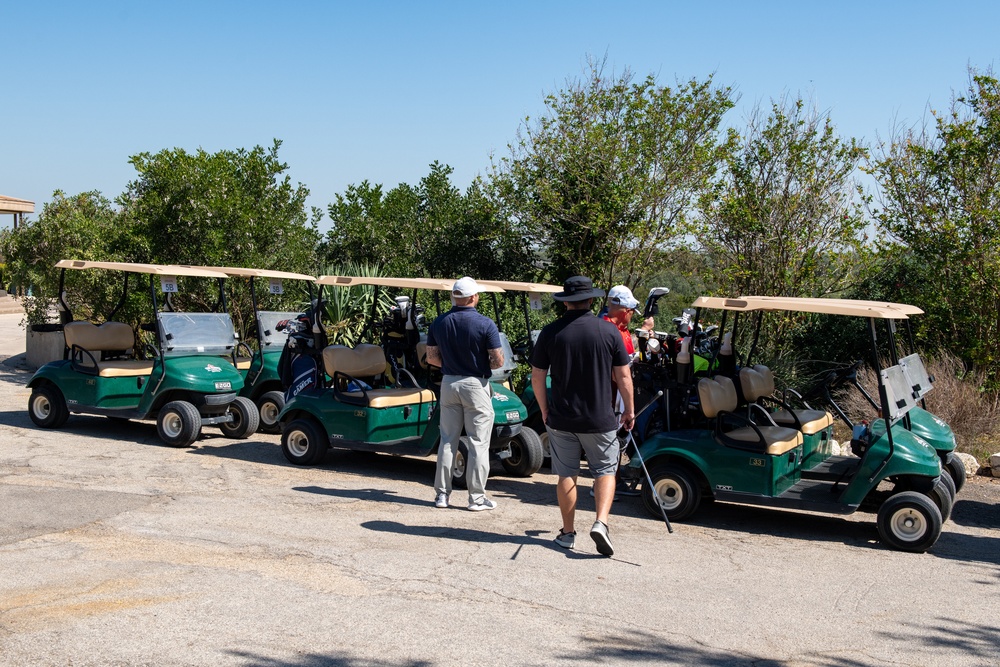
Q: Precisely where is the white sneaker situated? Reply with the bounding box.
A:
[434,492,449,509]
[467,497,497,512]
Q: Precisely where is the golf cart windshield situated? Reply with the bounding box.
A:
[899,353,933,400]
[157,312,237,357]
[880,364,919,423]
[257,311,301,348]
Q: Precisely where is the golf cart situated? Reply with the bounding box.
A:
[186,266,317,433]
[771,298,963,492]
[277,276,544,483]
[632,296,952,552]
[27,260,258,447]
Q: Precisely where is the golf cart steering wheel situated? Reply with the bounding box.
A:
[822,360,863,389]
[234,341,254,362]
[140,343,160,359]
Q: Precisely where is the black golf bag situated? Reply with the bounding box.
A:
[277,312,325,402]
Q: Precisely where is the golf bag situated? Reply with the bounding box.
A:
[277,312,324,402]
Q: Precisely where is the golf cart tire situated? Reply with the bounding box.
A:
[219,396,260,439]
[944,455,966,494]
[452,439,470,490]
[927,477,954,523]
[500,427,544,477]
[876,491,943,553]
[256,391,285,434]
[156,400,202,448]
[281,418,328,466]
[28,384,70,429]
[642,462,701,521]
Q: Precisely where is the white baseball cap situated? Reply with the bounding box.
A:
[608,285,639,310]
[452,276,481,297]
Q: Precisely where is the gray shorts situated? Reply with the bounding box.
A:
[546,427,620,479]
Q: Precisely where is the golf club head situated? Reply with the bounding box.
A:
[647,287,670,298]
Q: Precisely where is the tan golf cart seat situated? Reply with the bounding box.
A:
[698,375,802,455]
[63,321,154,378]
[323,344,435,408]
[740,365,834,435]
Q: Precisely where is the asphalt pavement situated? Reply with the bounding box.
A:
[0,313,998,667]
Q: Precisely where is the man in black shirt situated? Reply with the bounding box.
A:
[529,276,635,556]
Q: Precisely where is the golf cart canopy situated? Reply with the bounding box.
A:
[316,276,505,292]
[186,266,316,281]
[692,296,914,320]
[55,260,227,279]
[476,280,562,294]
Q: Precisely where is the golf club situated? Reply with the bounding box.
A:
[622,390,673,533]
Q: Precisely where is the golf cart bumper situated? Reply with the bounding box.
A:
[492,422,522,442]
[190,392,238,415]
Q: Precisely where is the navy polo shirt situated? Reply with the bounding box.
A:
[530,309,630,433]
[427,306,501,378]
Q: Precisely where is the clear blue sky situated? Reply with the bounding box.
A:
[3,1,997,233]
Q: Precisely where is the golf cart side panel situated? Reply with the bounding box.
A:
[29,361,150,411]
[490,383,527,424]
[281,389,437,447]
[838,427,943,506]
[638,429,802,497]
[135,356,245,415]
[800,427,836,470]
[241,349,283,398]
[905,407,956,453]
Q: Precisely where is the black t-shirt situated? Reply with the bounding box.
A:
[530,309,630,433]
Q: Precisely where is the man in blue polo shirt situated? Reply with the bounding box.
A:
[426,277,505,511]
[530,275,634,556]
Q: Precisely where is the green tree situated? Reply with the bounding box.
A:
[0,190,132,325]
[323,162,535,281]
[491,59,737,287]
[118,139,320,334]
[697,98,870,299]
[868,69,1000,373]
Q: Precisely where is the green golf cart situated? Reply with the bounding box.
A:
[189,266,316,433]
[277,276,544,484]
[634,296,952,552]
[27,260,258,447]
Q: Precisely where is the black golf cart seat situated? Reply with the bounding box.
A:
[323,344,435,408]
[698,375,802,455]
[740,365,834,435]
[63,321,154,378]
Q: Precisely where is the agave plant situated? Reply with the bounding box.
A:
[320,262,395,346]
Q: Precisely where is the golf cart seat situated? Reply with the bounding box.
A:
[415,341,438,369]
[63,321,154,378]
[323,344,435,408]
[742,366,833,435]
[233,356,253,371]
[698,375,802,455]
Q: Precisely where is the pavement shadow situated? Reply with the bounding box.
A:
[360,519,605,560]
[228,651,432,667]
[293,485,429,509]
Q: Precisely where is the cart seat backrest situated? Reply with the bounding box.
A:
[64,321,134,352]
[415,341,431,369]
[739,366,770,402]
[323,344,386,379]
[752,365,776,395]
[698,375,738,418]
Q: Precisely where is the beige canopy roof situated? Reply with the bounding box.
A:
[0,195,34,214]
[56,260,229,279]
[477,280,562,293]
[185,265,316,281]
[316,276,505,292]
[692,295,913,319]
[743,296,924,316]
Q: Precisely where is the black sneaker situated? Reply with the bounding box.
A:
[590,520,614,557]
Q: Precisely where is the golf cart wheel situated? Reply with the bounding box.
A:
[500,427,544,477]
[938,469,957,501]
[876,491,942,552]
[452,438,470,490]
[927,477,954,523]
[156,400,202,448]
[28,384,69,429]
[944,454,966,494]
[281,418,327,466]
[642,462,701,521]
[256,391,285,434]
[219,396,260,439]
